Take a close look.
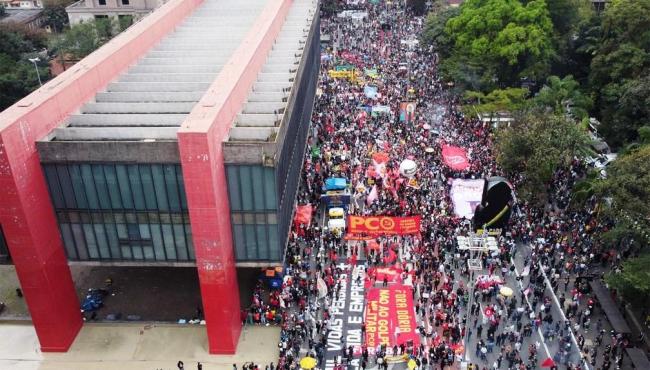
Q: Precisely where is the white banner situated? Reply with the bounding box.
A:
[450,179,484,219]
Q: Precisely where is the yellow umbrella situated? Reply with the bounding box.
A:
[300,357,318,370]
[499,286,514,297]
[407,359,417,370]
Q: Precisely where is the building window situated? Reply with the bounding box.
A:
[121,0,129,4]
[98,0,106,5]
[43,163,193,262]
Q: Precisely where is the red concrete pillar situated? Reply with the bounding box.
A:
[0,133,83,352]
[178,131,241,354]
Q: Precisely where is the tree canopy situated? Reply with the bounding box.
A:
[494,112,590,204]
[463,87,529,115]
[589,0,650,148]
[436,0,554,90]
[533,75,592,120]
[49,18,116,60]
[0,25,50,110]
[596,144,650,233]
[606,253,650,306]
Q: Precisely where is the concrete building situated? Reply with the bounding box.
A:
[0,0,41,9]
[0,0,319,355]
[0,8,45,30]
[66,0,164,25]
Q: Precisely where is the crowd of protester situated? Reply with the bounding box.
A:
[234,2,640,370]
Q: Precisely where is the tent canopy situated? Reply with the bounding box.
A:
[324,177,348,191]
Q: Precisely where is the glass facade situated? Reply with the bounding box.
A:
[275,17,320,257]
[42,163,194,262]
[225,18,320,263]
[226,165,281,261]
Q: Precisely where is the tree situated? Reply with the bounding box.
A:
[606,254,650,307]
[440,0,555,90]
[546,0,596,79]
[49,18,116,60]
[533,75,592,120]
[41,0,72,33]
[595,144,650,240]
[589,0,650,148]
[407,0,426,16]
[0,24,50,110]
[494,112,590,204]
[463,88,529,115]
[420,7,460,58]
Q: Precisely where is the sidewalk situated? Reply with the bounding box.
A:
[0,322,280,370]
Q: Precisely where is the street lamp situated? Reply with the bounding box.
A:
[28,57,42,86]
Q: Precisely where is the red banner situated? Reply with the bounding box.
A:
[365,287,419,351]
[441,145,470,171]
[368,266,402,283]
[347,215,421,235]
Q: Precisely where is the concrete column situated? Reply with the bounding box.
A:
[177,132,242,354]
[0,134,82,352]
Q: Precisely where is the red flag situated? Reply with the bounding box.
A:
[541,358,555,368]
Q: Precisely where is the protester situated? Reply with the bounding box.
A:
[237,1,637,370]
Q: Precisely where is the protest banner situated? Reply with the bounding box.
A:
[450,179,484,219]
[365,286,419,352]
[441,145,470,171]
[399,102,416,122]
[347,215,421,235]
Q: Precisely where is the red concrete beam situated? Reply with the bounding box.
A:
[0,0,205,352]
[178,0,294,354]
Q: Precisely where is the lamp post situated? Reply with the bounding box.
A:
[28,57,42,86]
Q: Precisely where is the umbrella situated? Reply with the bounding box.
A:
[407,359,417,370]
[300,357,318,369]
[499,286,514,297]
[541,358,555,368]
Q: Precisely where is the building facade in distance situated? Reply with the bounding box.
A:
[66,0,164,25]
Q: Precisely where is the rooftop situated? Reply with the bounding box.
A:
[0,9,43,24]
[226,0,316,143]
[45,0,318,145]
[48,0,270,142]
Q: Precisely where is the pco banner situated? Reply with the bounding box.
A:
[347,215,421,235]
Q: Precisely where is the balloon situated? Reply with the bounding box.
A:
[399,159,417,178]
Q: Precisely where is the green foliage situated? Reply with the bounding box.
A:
[596,144,650,231]
[437,0,554,90]
[570,169,599,206]
[606,254,650,306]
[50,18,116,60]
[407,0,427,16]
[547,0,596,79]
[41,0,72,33]
[0,25,50,110]
[420,7,460,58]
[494,112,590,204]
[589,0,650,148]
[463,88,529,115]
[533,75,592,120]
